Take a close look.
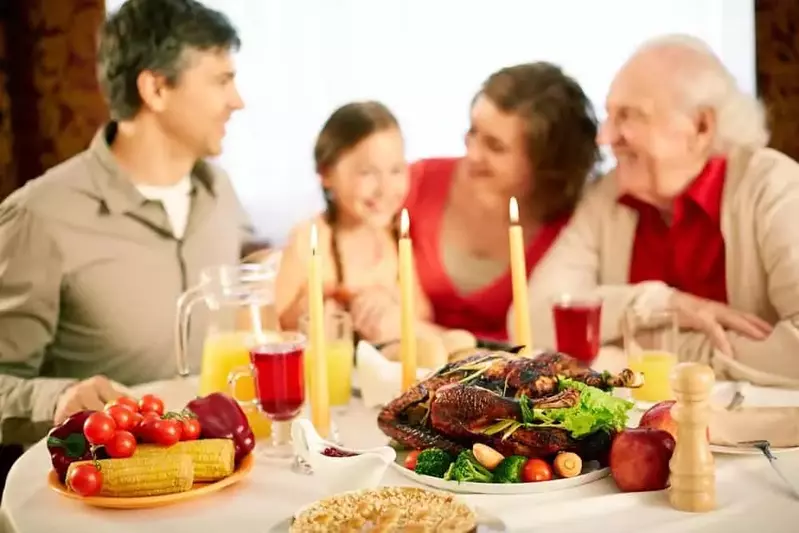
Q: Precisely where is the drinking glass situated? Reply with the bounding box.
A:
[551,293,603,364]
[298,310,354,411]
[622,307,679,405]
[228,331,306,460]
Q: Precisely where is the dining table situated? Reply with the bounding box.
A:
[2,372,799,533]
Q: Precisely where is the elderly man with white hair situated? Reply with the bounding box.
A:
[519,34,799,386]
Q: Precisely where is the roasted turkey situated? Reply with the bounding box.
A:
[377,350,642,461]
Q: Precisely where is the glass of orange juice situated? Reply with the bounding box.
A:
[622,307,678,405]
[299,310,354,411]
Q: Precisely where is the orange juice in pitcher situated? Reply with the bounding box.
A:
[199,331,275,439]
[176,262,283,441]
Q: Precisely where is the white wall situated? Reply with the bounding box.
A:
[106,0,756,245]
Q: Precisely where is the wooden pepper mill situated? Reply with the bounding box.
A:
[669,362,716,512]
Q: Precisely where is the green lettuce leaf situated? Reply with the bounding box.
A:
[520,377,633,439]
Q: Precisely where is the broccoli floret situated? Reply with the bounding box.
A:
[414,448,454,478]
[492,455,527,483]
[443,451,493,483]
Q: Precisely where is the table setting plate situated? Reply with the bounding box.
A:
[47,453,254,509]
[390,449,610,495]
[709,444,799,455]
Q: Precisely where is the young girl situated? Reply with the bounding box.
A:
[275,101,430,343]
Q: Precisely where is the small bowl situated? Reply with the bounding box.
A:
[291,419,396,494]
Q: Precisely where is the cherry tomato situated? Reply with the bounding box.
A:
[171,418,184,441]
[404,450,422,470]
[105,430,137,458]
[67,463,103,497]
[138,394,164,416]
[141,411,161,423]
[521,458,553,483]
[104,405,136,431]
[180,418,201,440]
[151,419,181,446]
[136,421,154,442]
[83,412,116,445]
[136,413,161,441]
[106,396,139,413]
[128,411,144,431]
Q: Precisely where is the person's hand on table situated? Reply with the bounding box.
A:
[54,375,123,425]
[670,291,773,356]
[350,285,402,343]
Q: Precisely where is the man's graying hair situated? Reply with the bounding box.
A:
[97,0,240,121]
[638,34,770,152]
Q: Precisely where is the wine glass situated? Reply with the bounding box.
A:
[551,293,603,364]
[228,331,306,461]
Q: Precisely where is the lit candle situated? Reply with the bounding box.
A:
[509,197,533,355]
[398,209,417,391]
[308,224,330,437]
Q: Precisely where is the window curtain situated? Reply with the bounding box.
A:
[0,0,107,201]
[756,0,799,161]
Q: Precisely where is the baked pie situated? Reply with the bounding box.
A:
[290,486,477,532]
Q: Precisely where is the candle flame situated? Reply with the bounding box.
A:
[400,208,410,238]
[509,197,519,224]
[310,223,318,254]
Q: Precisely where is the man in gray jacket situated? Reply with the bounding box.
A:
[0,0,254,445]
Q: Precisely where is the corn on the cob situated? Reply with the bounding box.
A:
[134,439,235,481]
[67,455,194,497]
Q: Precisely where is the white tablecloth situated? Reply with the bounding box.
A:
[2,377,799,533]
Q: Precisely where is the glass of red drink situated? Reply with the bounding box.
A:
[551,294,603,364]
[229,331,306,459]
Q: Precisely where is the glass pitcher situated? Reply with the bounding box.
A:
[175,255,282,438]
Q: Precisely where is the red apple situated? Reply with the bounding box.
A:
[639,400,710,442]
[639,400,677,439]
[610,428,676,492]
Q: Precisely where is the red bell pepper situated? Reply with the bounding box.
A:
[46,410,108,483]
[185,393,255,464]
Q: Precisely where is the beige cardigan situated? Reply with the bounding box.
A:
[516,147,799,388]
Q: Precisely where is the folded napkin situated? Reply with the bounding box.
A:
[355,341,434,408]
[708,381,799,448]
[709,407,799,448]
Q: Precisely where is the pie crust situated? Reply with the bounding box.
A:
[290,486,477,532]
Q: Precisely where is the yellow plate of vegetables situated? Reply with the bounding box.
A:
[46,393,256,509]
[48,443,254,509]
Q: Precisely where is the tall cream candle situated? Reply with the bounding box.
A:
[398,209,417,391]
[509,197,532,354]
[308,224,330,437]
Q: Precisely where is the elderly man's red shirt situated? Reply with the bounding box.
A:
[619,157,728,303]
